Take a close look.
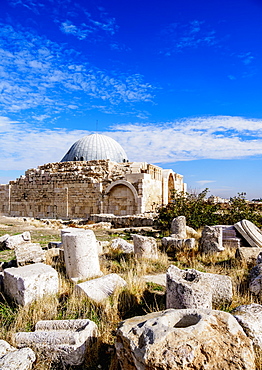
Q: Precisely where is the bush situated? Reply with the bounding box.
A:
[156,189,262,231]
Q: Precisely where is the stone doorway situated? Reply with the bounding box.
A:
[106,184,136,216]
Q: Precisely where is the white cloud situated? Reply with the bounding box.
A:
[0,24,154,121]
[1,115,262,175]
[196,180,216,186]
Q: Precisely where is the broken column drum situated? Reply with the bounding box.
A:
[61,229,101,281]
[170,216,187,239]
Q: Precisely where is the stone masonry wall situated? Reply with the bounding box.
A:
[0,160,185,219]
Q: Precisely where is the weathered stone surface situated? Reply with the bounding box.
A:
[249,263,262,295]
[133,234,158,259]
[167,265,232,309]
[141,274,166,287]
[0,234,10,249]
[0,339,35,370]
[233,303,262,350]
[47,241,62,249]
[3,263,59,305]
[15,243,46,266]
[115,308,255,370]
[170,216,187,239]
[234,219,262,248]
[61,228,102,282]
[111,238,134,253]
[5,232,31,250]
[75,273,127,303]
[162,237,195,252]
[166,265,212,309]
[223,238,241,249]
[186,226,198,238]
[200,225,224,253]
[235,247,262,266]
[15,319,97,366]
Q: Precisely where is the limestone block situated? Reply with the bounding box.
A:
[166,265,212,309]
[133,234,158,259]
[14,319,97,366]
[97,240,110,254]
[162,237,195,252]
[75,273,127,303]
[47,242,62,249]
[141,273,166,287]
[235,247,262,266]
[3,263,59,306]
[249,264,262,295]
[15,243,46,266]
[115,308,255,370]
[186,226,198,238]
[61,229,101,282]
[233,304,262,350]
[234,219,262,248]
[170,216,187,239]
[0,234,10,249]
[200,225,224,253]
[223,237,241,249]
[111,238,134,253]
[166,265,232,309]
[5,232,31,250]
[0,339,35,370]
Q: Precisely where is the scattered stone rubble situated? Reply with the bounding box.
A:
[61,228,102,282]
[115,308,256,370]
[3,263,59,306]
[133,234,158,259]
[14,319,98,366]
[75,273,127,303]
[0,339,36,370]
[0,216,261,368]
[233,304,262,350]
[235,219,262,248]
[199,225,224,253]
[170,215,187,238]
[5,232,31,250]
[110,238,134,253]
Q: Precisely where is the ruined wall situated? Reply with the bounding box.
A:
[0,160,186,219]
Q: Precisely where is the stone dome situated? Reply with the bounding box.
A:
[61,133,128,163]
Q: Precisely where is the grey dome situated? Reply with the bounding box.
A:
[61,134,128,163]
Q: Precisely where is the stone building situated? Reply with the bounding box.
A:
[0,134,186,219]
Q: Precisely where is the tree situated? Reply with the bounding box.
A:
[156,188,220,230]
[156,189,262,231]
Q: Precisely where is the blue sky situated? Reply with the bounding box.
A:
[1,0,262,199]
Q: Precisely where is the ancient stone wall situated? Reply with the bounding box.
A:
[0,160,185,219]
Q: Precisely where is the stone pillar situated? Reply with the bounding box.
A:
[170,216,187,238]
[166,265,212,309]
[200,225,224,253]
[61,229,102,282]
[133,234,158,259]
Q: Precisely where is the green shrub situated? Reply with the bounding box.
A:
[156,189,262,231]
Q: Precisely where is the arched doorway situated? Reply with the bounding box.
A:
[104,181,138,215]
[168,174,175,203]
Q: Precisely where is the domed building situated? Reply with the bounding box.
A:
[61,134,128,163]
[0,134,186,219]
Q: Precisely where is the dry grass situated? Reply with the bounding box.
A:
[0,224,262,368]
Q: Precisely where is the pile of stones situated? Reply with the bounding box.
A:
[0,216,262,369]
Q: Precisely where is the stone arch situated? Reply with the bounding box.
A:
[162,169,176,205]
[104,180,138,215]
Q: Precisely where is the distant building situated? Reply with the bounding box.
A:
[0,134,186,218]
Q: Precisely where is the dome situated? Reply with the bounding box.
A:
[61,133,128,163]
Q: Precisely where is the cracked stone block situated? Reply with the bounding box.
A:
[3,263,59,306]
[14,319,97,366]
[0,339,35,370]
[75,273,127,303]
